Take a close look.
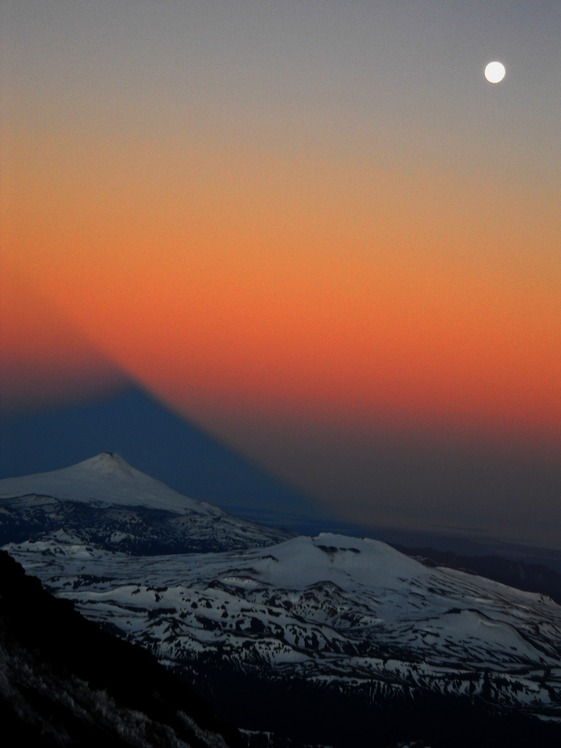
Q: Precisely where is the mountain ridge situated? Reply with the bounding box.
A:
[2,456,561,746]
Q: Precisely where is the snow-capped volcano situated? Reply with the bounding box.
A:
[0,452,287,553]
[1,451,230,512]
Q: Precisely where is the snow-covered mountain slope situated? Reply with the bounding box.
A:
[0,453,288,553]
[1,451,242,512]
[6,532,561,724]
[3,456,561,743]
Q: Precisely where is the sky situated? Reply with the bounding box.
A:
[2,1,560,549]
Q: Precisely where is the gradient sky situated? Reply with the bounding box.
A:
[2,1,560,548]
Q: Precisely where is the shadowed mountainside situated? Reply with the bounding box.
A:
[0,549,243,747]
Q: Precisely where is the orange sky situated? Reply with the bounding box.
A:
[0,266,126,412]
[3,124,560,446]
[2,1,560,545]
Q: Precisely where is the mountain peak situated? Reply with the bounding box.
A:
[0,456,288,553]
[0,386,326,530]
[0,453,196,513]
[75,451,135,476]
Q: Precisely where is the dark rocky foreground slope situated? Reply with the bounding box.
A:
[2,456,561,747]
[0,549,242,748]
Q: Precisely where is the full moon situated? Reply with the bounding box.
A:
[484,61,506,83]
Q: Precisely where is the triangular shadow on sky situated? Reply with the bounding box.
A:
[0,385,331,531]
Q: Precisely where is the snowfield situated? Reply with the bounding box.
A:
[2,454,561,723]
